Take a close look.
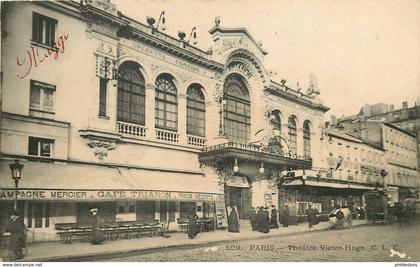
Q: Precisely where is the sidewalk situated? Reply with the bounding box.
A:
[20,220,368,262]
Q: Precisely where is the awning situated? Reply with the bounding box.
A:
[284,179,375,190]
[0,160,224,202]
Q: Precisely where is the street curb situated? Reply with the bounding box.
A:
[22,222,369,262]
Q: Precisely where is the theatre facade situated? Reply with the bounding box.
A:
[0,0,329,242]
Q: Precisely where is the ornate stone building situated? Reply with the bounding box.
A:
[0,1,329,241]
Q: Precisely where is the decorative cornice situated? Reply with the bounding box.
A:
[117,25,224,72]
[264,86,330,113]
[2,112,70,128]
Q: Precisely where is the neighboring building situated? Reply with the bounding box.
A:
[336,117,419,201]
[279,127,385,219]
[340,101,420,170]
[0,1,329,242]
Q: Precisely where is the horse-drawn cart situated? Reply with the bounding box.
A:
[365,190,388,225]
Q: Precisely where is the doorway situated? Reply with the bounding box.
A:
[227,187,251,219]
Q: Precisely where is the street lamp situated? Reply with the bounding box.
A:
[9,160,24,211]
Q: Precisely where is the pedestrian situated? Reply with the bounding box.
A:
[228,206,240,233]
[258,207,270,233]
[306,203,318,228]
[395,202,405,228]
[282,205,290,227]
[187,208,199,239]
[255,206,263,231]
[270,205,279,229]
[250,207,257,231]
[89,208,105,245]
[5,210,26,260]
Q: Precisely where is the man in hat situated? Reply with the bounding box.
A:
[306,203,318,228]
[250,207,257,231]
[270,205,279,229]
[5,210,26,260]
[89,208,105,244]
[282,205,290,227]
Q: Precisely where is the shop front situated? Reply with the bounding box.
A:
[0,159,224,242]
[278,176,375,224]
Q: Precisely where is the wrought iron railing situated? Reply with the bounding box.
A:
[201,142,312,161]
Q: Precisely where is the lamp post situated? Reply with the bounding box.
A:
[9,160,24,211]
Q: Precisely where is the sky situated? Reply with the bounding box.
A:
[115,0,420,117]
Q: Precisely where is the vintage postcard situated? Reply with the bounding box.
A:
[0,0,419,264]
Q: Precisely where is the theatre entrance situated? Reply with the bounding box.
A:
[226,186,251,219]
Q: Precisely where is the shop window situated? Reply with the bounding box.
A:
[30,80,55,113]
[27,203,33,228]
[224,74,250,144]
[117,62,146,125]
[32,12,57,46]
[159,201,176,222]
[28,137,54,157]
[180,202,196,219]
[116,201,136,221]
[27,202,50,229]
[186,85,205,137]
[155,74,178,131]
[136,201,155,222]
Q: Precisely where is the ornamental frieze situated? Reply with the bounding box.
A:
[214,37,250,56]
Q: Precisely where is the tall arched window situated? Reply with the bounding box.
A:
[155,74,178,131]
[303,120,311,157]
[224,74,250,144]
[288,116,297,154]
[117,62,146,124]
[187,85,205,137]
[271,110,281,131]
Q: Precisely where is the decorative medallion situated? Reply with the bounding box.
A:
[85,137,117,160]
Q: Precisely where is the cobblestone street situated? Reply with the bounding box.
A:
[97,223,420,262]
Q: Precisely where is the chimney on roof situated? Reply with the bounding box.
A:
[362,104,371,116]
[390,104,394,111]
[402,101,408,109]
[330,115,337,126]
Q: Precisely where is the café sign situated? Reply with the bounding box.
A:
[0,189,225,202]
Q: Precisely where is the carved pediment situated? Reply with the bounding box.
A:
[209,26,268,63]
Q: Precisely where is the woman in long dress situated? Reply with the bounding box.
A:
[90,208,105,245]
[187,209,199,239]
[228,207,240,233]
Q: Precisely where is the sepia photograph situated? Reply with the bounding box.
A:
[0,0,419,264]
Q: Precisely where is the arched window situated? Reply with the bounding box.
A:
[187,85,205,137]
[271,110,281,131]
[117,62,146,125]
[303,120,311,158]
[288,116,297,154]
[224,74,250,144]
[155,74,178,131]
